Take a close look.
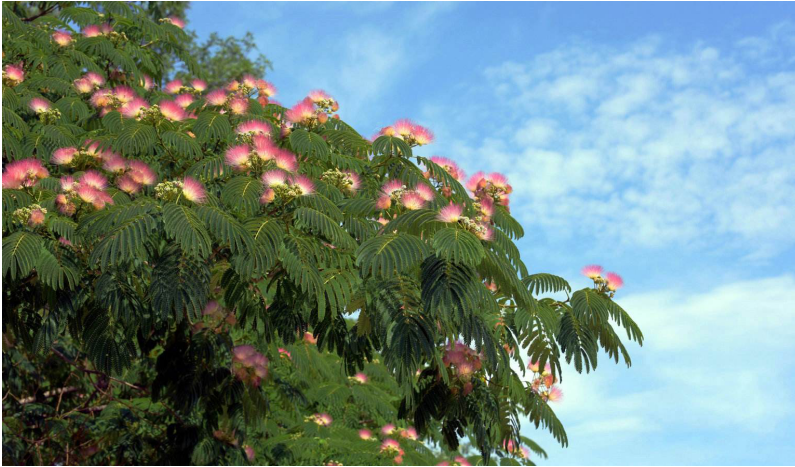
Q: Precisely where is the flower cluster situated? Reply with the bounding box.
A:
[581,265,624,296]
[307,412,333,427]
[55,172,116,214]
[52,30,73,46]
[259,171,314,204]
[467,172,512,210]
[12,204,47,227]
[527,361,562,403]
[443,341,484,396]
[436,456,472,466]
[375,180,435,211]
[503,439,531,460]
[350,372,368,384]
[320,168,360,194]
[231,345,269,387]
[2,159,49,189]
[426,156,466,182]
[28,97,61,124]
[192,301,236,334]
[154,177,207,204]
[436,203,493,241]
[375,119,434,147]
[225,134,297,174]
[380,438,405,464]
[285,89,338,127]
[3,63,25,87]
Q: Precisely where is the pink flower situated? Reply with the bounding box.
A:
[413,184,436,202]
[344,171,361,192]
[82,25,102,37]
[60,176,77,192]
[475,224,493,241]
[358,429,373,440]
[225,145,252,170]
[113,86,136,104]
[260,188,275,204]
[352,372,368,384]
[411,124,434,146]
[381,180,404,196]
[167,16,185,28]
[547,386,563,402]
[206,89,228,106]
[466,172,487,192]
[102,154,127,173]
[233,345,257,362]
[52,30,72,46]
[85,72,105,87]
[117,174,141,194]
[253,136,278,161]
[164,80,183,94]
[429,156,465,180]
[278,348,292,360]
[262,170,288,187]
[313,413,333,427]
[126,160,157,185]
[242,74,258,88]
[528,360,541,372]
[400,427,418,440]
[257,80,277,97]
[227,80,240,92]
[380,438,400,453]
[401,192,425,210]
[303,332,317,344]
[89,89,112,108]
[291,175,315,195]
[381,424,396,435]
[77,185,113,209]
[28,207,46,226]
[1,159,49,189]
[51,147,78,166]
[454,456,471,466]
[375,196,392,210]
[140,74,154,91]
[487,172,509,189]
[3,64,25,84]
[393,119,414,138]
[229,97,249,115]
[175,94,194,109]
[237,120,271,136]
[285,99,315,124]
[120,98,149,119]
[581,265,603,279]
[606,272,624,291]
[437,204,464,223]
[181,177,206,204]
[73,78,93,94]
[79,171,108,190]
[307,89,333,103]
[243,445,255,462]
[159,100,186,121]
[29,97,51,113]
[188,79,206,92]
[274,151,298,172]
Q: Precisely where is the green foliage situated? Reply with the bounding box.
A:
[2,3,642,466]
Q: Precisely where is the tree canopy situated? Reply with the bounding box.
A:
[2,2,643,465]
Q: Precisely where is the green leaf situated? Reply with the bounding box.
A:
[293,207,357,250]
[356,234,428,279]
[221,176,263,217]
[162,203,212,260]
[372,135,412,158]
[289,128,330,159]
[523,273,571,296]
[36,245,80,290]
[193,110,231,141]
[431,228,485,267]
[2,232,43,280]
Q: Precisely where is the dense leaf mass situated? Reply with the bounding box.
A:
[1,2,643,465]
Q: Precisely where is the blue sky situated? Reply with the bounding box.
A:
[187,2,795,464]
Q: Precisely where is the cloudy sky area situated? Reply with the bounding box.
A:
[189,3,795,464]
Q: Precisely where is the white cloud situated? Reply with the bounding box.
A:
[527,275,795,464]
[432,23,795,259]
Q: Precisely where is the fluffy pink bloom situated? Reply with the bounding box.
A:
[411,124,434,145]
[606,272,624,291]
[547,386,563,402]
[262,170,288,187]
[181,177,206,204]
[29,97,51,113]
[164,80,183,94]
[60,176,77,192]
[126,160,157,185]
[487,172,509,189]
[518,447,530,459]
[291,175,315,195]
[380,438,400,453]
[242,74,258,88]
[307,89,333,103]
[243,445,255,462]
[382,179,404,196]
[227,80,240,92]
[52,30,72,46]
[116,174,141,194]
[475,224,493,241]
[233,345,257,361]
[2,159,49,189]
[313,413,333,427]
[3,64,25,84]
[400,427,418,440]
[56,194,75,215]
[73,78,93,94]
[175,94,194,109]
[466,172,487,192]
[278,348,292,360]
[581,265,603,279]
[429,156,465,180]
[303,332,317,344]
[257,80,277,97]
[89,89,113,108]
[358,429,373,440]
[285,99,315,124]
[51,147,78,165]
[344,171,361,191]
[85,72,105,87]
[478,196,494,218]
[79,170,108,190]
[437,204,464,223]
[141,74,154,91]
[206,89,227,106]
[27,207,46,226]
[225,144,251,170]
[167,16,185,28]
[120,98,149,119]
[528,360,541,372]
[414,183,436,202]
[113,86,136,104]
[229,97,249,115]
[237,120,271,135]
[381,424,396,435]
[375,196,392,210]
[352,372,368,384]
[393,119,414,137]
[82,24,102,37]
[159,100,186,121]
[102,154,127,173]
[260,188,276,204]
[274,151,298,172]
[401,192,425,210]
[77,185,113,209]
[253,136,278,161]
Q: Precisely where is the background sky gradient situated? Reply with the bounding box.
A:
[188,2,795,464]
